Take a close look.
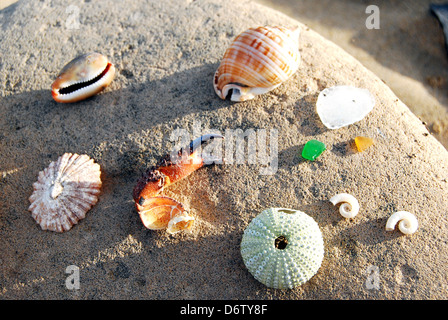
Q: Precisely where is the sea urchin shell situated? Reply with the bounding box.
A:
[28,153,102,232]
[240,208,324,289]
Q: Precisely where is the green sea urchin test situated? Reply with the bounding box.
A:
[240,208,324,289]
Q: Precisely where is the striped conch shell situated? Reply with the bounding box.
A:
[213,26,301,102]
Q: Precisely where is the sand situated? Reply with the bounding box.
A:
[1,0,448,300]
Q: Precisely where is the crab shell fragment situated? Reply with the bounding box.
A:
[51,52,115,103]
[133,134,224,234]
[137,196,195,234]
[213,26,301,102]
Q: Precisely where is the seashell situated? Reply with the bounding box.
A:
[316,85,375,129]
[137,195,195,234]
[167,211,195,234]
[329,193,360,219]
[240,208,324,289]
[213,26,300,102]
[28,153,102,232]
[385,211,418,235]
[51,52,115,103]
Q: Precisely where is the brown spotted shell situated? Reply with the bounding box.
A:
[28,153,102,232]
[213,26,301,102]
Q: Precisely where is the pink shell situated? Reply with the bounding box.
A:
[213,26,301,102]
[28,153,102,232]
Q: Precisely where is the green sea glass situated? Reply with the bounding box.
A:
[302,139,326,161]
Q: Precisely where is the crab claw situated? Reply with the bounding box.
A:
[157,133,224,186]
[132,134,224,233]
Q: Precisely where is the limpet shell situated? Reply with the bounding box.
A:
[51,52,115,103]
[213,26,300,102]
[28,153,102,232]
[240,208,324,289]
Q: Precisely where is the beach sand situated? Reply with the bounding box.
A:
[1,0,448,301]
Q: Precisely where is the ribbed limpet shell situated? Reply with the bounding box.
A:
[240,208,324,289]
[51,52,115,103]
[28,153,102,232]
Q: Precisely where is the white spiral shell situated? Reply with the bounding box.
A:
[213,26,301,102]
[240,208,324,289]
[28,153,102,232]
[329,193,360,218]
[385,211,418,235]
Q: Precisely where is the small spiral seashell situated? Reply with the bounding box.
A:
[385,211,418,235]
[28,153,102,232]
[329,193,360,218]
[213,26,300,102]
[240,208,324,289]
[137,195,195,234]
[51,52,115,103]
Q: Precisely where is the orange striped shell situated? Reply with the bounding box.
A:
[213,26,300,102]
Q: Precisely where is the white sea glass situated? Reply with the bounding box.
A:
[316,85,375,129]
